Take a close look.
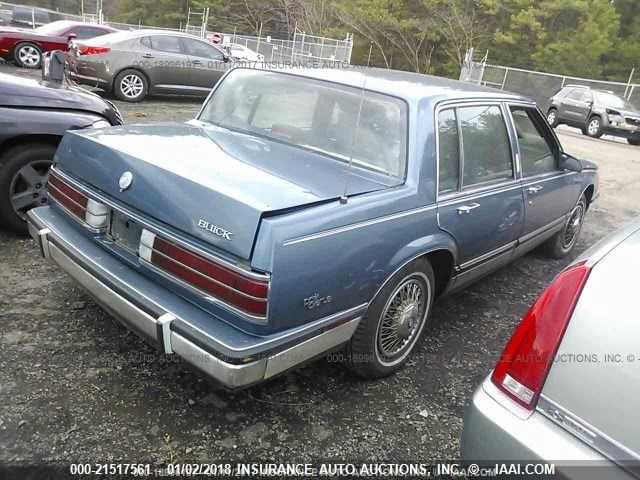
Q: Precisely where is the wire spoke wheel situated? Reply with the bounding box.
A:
[562,202,585,249]
[9,159,51,219]
[375,275,430,366]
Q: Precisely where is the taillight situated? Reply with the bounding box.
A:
[79,46,110,56]
[491,262,592,410]
[47,170,108,230]
[138,229,268,318]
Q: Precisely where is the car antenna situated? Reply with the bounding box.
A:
[340,42,373,205]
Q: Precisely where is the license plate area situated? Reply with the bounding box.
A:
[109,211,142,255]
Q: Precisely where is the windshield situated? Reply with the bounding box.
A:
[199,69,408,178]
[595,91,634,110]
[35,21,71,35]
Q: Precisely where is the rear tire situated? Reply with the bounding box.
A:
[542,195,587,259]
[627,137,640,146]
[546,108,559,128]
[585,116,603,138]
[13,42,42,69]
[114,69,148,102]
[346,258,435,379]
[0,144,56,234]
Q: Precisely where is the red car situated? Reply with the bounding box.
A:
[0,20,116,69]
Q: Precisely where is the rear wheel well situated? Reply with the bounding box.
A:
[424,249,454,297]
[583,184,595,209]
[0,134,61,164]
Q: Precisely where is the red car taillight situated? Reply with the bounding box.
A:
[491,262,592,410]
[139,230,269,318]
[78,46,111,56]
[47,170,108,230]
[48,171,88,218]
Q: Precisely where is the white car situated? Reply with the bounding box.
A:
[228,43,264,62]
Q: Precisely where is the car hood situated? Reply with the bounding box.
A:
[54,120,398,259]
[0,73,120,124]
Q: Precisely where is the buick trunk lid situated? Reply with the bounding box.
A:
[54,121,397,260]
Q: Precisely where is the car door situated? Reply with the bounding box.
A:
[181,37,229,91]
[508,104,582,244]
[561,88,592,126]
[436,103,524,276]
[141,35,191,92]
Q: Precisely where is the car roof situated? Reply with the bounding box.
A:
[111,28,210,40]
[256,66,533,104]
[41,20,110,29]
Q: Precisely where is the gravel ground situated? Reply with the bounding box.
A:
[1,63,640,466]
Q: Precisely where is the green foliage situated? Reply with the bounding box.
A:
[106,0,637,82]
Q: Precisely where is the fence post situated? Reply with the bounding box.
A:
[500,67,509,89]
[625,68,635,99]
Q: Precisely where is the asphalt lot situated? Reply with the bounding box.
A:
[1,62,640,465]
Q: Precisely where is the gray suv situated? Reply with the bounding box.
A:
[546,85,640,145]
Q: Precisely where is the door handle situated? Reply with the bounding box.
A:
[527,185,543,194]
[192,59,202,65]
[142,53,154,58]
[457,203,480,215]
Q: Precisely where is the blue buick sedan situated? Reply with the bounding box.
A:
[27,67,598,388]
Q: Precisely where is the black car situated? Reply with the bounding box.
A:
[546,85,640,145]
[0,72,123,233]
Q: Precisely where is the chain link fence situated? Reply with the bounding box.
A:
[0,1,353,64]
[460,56,639,111]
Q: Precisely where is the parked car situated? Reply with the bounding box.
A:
[227,43,264,62]
[68,30,231,102]
[0,20,116,68]
[547,85,640,145]
[461,218,640,479]
[0,72,123,233]
[26,68,598,389]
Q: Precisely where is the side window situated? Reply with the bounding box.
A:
[183,39,224,60]
[70,27,106,39]
[437,108,460,193]
[150,35,183,54]
[567,88,588,102]
[458,105,513,188]
[510,106,558,176]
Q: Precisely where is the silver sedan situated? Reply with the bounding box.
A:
[461,218,640,479]
[68,29,231,102]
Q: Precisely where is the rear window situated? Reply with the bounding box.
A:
[83,30,135,45]
[199,69,408,178]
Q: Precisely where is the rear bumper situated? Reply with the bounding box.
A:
[27,206,363,389]
[461,377,632,479]
[68,71,110,89]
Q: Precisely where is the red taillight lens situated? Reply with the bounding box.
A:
[47,170,108,229]
[79,46,110,56]
[139,230,269,318]
[491,262,591,410]
[48,171,88,218]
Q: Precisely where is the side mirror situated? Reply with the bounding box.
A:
[223,55,230,63]
[559,153,583,172]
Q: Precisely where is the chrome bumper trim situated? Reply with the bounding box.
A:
[27,210,361,389]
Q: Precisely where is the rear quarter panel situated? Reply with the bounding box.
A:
[541,230,640,457]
